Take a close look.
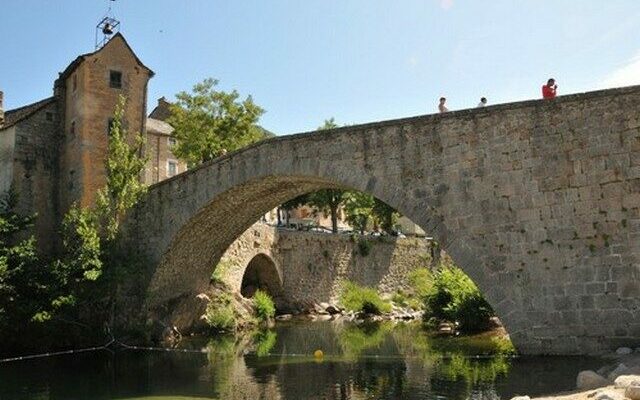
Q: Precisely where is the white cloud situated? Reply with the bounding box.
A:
[601,51,640,89]
[440,0,453,10]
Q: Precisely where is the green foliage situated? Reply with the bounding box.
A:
[429,334,516,356]
[0,96,150,348]
[343,192,375,234]
[408,267,434,299]
[253,329,277,356]
[0,190,48,329]
[281,193,310,212]
[423,265,494,333]
[356,237,371,257]
[204,294,237,332]
[168,78,266,166]
[307,189,347,233]
[372,198,399,234]
[391,290,408,306]
[339,281,391,315]
[211,259,235,286]
[317,118,339,130]
[435,354,511,385]
[96,96,148,241]
[338,322,393,358]
[253,290,275,321]
[61,207,102,282]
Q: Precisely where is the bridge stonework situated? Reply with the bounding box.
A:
[122,86,640,355]
[215,222,432,311]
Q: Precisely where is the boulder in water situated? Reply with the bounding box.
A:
[576,370,609,390]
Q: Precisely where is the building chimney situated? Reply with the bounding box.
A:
[0,91,4,126]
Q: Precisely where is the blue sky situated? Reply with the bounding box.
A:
[1,1,639,135]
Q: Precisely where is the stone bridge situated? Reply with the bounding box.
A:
[211,222,432,312]
[122,86,640,355]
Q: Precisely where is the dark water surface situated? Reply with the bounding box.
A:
[0,321,602,400]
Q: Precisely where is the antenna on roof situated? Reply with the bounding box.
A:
[95,0,120,50]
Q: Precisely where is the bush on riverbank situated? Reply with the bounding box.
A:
[253,290,275,321]
[339,281,392,315]
[405,258,495,334]
[422,264,494,334]
[204,294,237,332]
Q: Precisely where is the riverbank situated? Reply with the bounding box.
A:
[517,351,640,400]
[531,384,634,400]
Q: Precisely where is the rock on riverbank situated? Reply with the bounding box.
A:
[514,349,640,400]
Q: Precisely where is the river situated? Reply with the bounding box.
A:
[0,320,602,400]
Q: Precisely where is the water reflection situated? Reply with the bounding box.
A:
[0,321,602,400]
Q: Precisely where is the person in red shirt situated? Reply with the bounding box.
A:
[542,78,558,99]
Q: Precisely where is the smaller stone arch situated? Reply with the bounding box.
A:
[241,253,286,310]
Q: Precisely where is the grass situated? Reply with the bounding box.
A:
[253,290,275,321]
[408,267,434,298]
[339,281,392,314]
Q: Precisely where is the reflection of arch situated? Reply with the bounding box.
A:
[130,87,640,354]
[241,253,284,301]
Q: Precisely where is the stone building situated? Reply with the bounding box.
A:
[145,98,187,184]
[0,33,185,252]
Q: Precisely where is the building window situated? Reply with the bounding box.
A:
[107,118,115,135]
[167,160,178,177]
[168,137,177,147]
[45,112,53,121]
[109,70,122,88]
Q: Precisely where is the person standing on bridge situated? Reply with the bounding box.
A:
[438,97,449,113]
[542,78,558,99]
[477,97,487,107]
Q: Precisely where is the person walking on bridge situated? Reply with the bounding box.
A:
[438,97,449,113]
[542,78,558,99]
[477,97,487,107]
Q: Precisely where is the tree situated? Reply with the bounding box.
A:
[168,78,265,167]
[302,118,347,233]
[307,190,347,233]
[372,198,399,234]
[46,95,148,327]
[280,194,309,227]
[96,96,148,241]
[0,96,149,352]
[318,118,339,130]
[343,192,375,234]
[0,189,45,329]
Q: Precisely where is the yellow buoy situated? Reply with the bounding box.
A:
[314,349,324,359]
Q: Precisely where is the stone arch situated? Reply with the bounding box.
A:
[125,87,640,354]
[140,173,497,336]
[240,253,285,305]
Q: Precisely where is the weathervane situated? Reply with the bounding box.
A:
[95,0,120,49]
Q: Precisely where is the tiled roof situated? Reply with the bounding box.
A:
[146,117,174,136]
[1,97,56,130]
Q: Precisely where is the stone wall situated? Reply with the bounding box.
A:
[216,223,431,310]
[58,34,152,212]
[144,129,187,185]
[124,85,640,354]
[8,103,60,254]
